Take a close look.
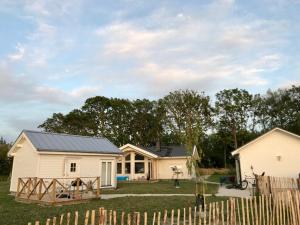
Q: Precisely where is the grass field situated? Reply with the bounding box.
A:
[0,180,223,225]
[102,180,219,194]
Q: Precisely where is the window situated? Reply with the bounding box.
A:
[117,163,122,174]
[125,154,131,161]
[70,163,76,172]
[135,154,144,160]
[125,162,131,174]
[135,162,144,174]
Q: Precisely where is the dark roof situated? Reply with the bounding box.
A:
[23,130,121,154]
[141,145,187,157]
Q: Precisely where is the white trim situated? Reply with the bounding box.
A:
[120,144,158,158]
[231,127,300,156]
[8,132,39,157]
[158,156,188,159]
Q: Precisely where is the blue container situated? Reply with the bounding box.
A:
[117,176,129,181]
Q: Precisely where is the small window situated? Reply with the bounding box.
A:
[70,163,76,172]
[135,154,144,160]
[125,162,131,174]
[135,162,144,174]
[125,154,131,161]
[117,163,122,174]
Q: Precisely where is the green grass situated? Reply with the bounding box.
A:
[0,181,223,225]
[0,176,8,182]
[102,180,219,195]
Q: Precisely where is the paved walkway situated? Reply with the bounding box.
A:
[101,193,212,199]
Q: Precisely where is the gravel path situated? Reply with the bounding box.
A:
[216,186,251,198]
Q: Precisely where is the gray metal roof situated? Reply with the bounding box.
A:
[23,130,121,154]
[142,145,187,157]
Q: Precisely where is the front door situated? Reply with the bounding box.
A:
[100,161,113,187]
[65,159,80,178]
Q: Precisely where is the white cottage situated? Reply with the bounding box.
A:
[8,130,122,192]
[231,128,300,183]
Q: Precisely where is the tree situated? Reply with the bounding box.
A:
[38,113,65,133]
[0,137,11,176]
[215,88,253,150]
[162,90,212,153]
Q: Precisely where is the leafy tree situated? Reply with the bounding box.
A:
[162,89,212,153]
[0,137,11,176]
[215,88,253,150]
[38,113,65,133]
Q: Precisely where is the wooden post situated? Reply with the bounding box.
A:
[128,213,132,225]
[163,210,167,225]
[66,212,70,225]
[59,214,64,225]
[97,177,100,197]
[53,217,57,225]
[17,178,21,197]
[91,210,95,225]
[113,211,117,225]
[177,209,180,225]
[27,178,32,197]
[76,178,80,199]
[75,211,79,225]
[144,212,147,225]
[52,179,57,203]
[38,179,43,200]
[84,210,90,225]
[152,213,156,225]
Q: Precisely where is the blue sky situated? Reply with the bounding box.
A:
[0,0,300,141]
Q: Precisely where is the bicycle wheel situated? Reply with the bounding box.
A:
[240,180,248,190]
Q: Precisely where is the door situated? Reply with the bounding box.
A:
[100,161,113,186]
[65,159,80,178]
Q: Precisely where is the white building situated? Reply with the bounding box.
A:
[231,128,300,183]
[8,130,121,192]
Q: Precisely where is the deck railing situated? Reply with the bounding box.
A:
[16,176,101,205]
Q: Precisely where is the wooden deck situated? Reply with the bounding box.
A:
[16,177,101,205]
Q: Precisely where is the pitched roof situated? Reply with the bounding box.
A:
[231,127,300,156]
[141,145,188,157]
[23,130,121,154]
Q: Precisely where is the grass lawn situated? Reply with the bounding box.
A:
[0,180,224,225]
[102,180,219,194]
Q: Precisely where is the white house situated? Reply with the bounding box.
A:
[118,144,191,180]
[231,128,300,183]
[8,130,122,192]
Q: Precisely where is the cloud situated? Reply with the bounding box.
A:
[8,44,25,61]
[0,65,100,105]
[93,9,287,96]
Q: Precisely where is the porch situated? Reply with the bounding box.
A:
[15,177,101,205]
[117,149,158,180]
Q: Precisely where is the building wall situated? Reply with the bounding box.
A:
[156,158,190,179]
[10,137,39,192]
[10,138,118,192]
[38,154,118,187]
[239,130,300,181]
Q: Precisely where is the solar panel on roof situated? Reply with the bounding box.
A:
[23,130,121,154]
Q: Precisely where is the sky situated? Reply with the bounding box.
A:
[0,0,300,142]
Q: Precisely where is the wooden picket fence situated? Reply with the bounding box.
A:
[256,175,300,195]
[17,177,101,205]
[28,190,300,225]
